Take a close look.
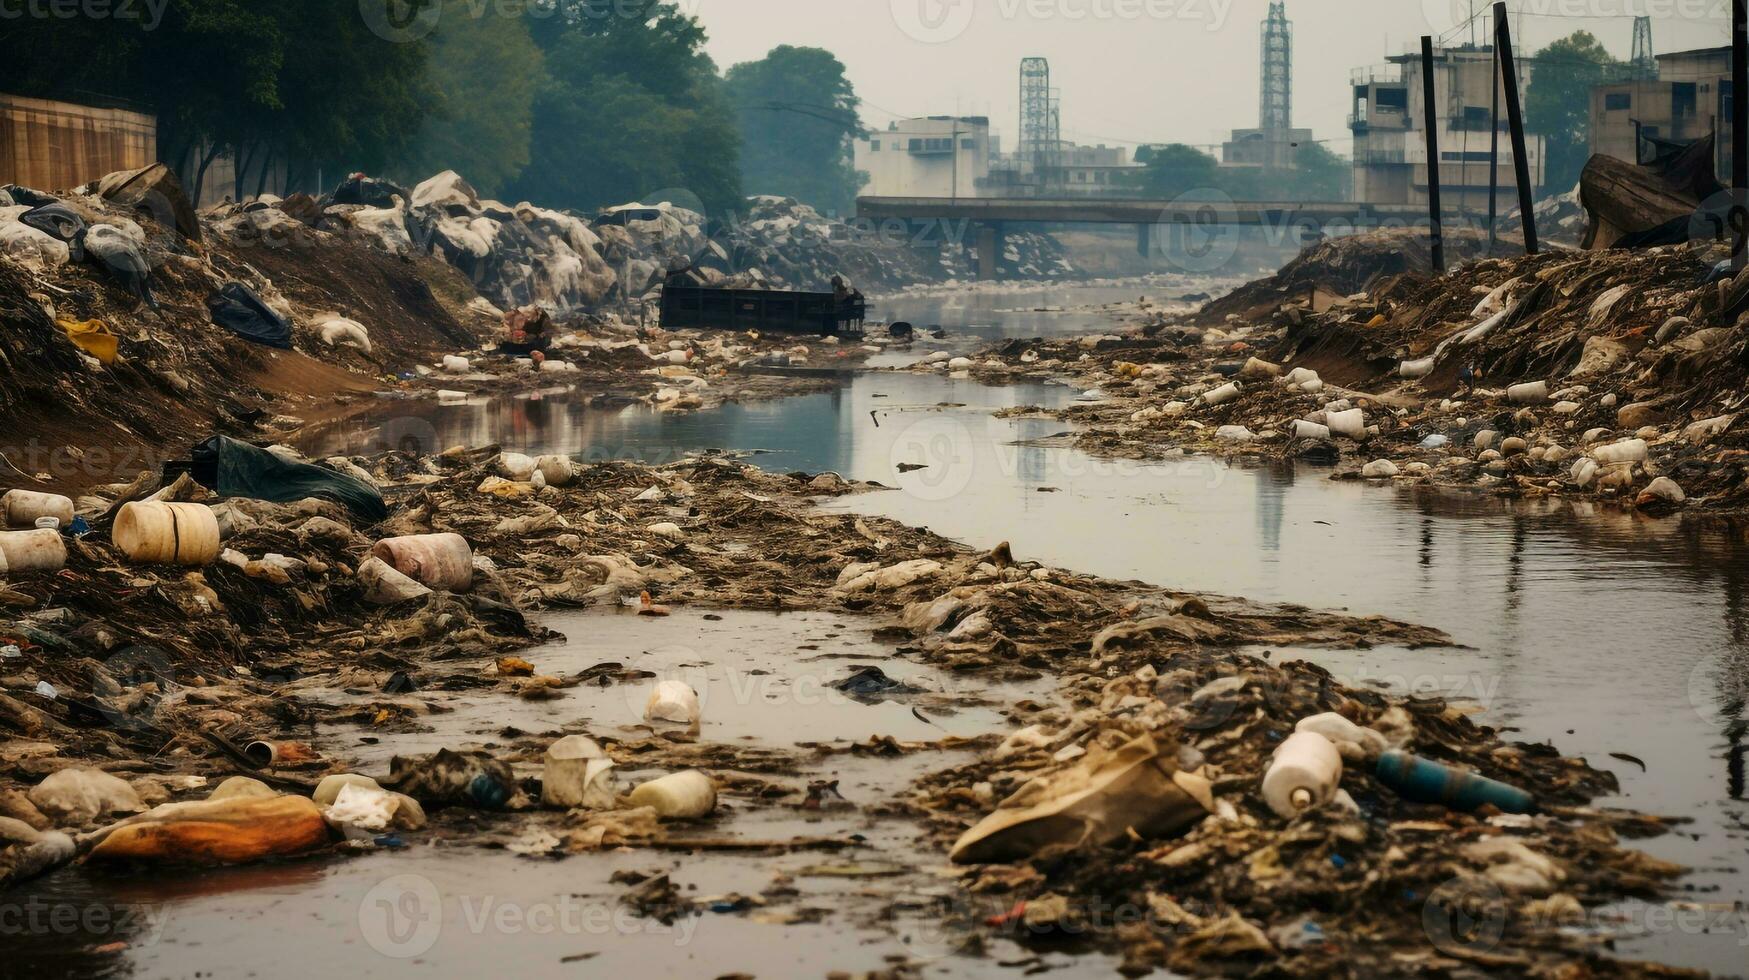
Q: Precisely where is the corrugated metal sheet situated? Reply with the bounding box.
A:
[0,93,156,193]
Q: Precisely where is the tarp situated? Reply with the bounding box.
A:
[95,164,202,242]
[186,436,387,524]
[1580,135,1725,250]
[330,174,409,209]
[207,283,292,349]
[20,202,86,248]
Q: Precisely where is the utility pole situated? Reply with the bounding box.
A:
[1422,36,1446,273]
[1495,2,1537,255]
[1734,0,1746,266]
[1488,41,1500,254]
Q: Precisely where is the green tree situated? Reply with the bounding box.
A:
[725,46,863,215]
[1527,31,1624,193]
[396,2,544,196]
[1129,144,1224,197]
[1128,142,1349,202]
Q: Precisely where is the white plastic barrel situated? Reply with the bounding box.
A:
[1327,408,1367,439]
[370,533,473,592]
[1262,731,1343,818]
[627,770,716,819]
[2,490,74,529]
[357,557,432,604]
[644,680,701,726]
[112,502,221,566]
[541,736,617,810]
[0,529,66,573]
[1292,420,1331,440]
[497,452,537,481]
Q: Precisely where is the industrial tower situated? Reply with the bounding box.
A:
[1259,2,1292,133]
[1018,57,1061,176]
[1630,16,1657,79]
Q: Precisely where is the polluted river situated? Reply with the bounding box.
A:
[8,282,1748,977]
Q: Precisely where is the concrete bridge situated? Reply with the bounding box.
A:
[854,196,1452,278]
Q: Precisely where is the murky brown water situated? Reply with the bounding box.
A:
[11,285,1748,976]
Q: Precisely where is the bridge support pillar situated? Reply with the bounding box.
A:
[1135,223,1152,257]
[975,223,1004,280]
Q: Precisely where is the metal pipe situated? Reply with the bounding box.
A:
[1421,36,1446,273]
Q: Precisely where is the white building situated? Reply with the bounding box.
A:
[855,116,992,198]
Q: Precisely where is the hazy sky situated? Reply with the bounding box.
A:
[691,0,1731,155]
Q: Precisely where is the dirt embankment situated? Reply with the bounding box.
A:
[966,230,1749,515]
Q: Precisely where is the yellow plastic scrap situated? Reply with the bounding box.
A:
[56,318,119,364]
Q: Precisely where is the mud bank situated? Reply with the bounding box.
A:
[0,433,1699,976]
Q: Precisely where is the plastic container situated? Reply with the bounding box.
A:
[1261,731,1343,818]
[645,680,700,726]
[1292,420,1331,440]
[1294,712,1388,754]
[1200,382,1241,407]
[627,770,717,819]
[1326,408,1367,439]
[1375,749,1536,814]
[3,490,74,529]
[1398,357,1435,379]
[1507,381,1549,405]
[441,355,471,374]
[0,529,66,573]
[370,533,473,592]
[1591,438,1648,465]
[534,454,579,487]
[112,502,220,566]
[497,452,537,481]
[541,735,617,810]
[357,557,432,604]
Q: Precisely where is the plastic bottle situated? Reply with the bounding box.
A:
[2,490,74,529]
[441,355,472,374]
[1294,712,1388,754]
[1507,381,1549,405]
[1292,420,1331,440]
[1262,731,1343,818]
[112,502,221,566]
[1200,382,1242,407]
[627,770,717,819]
[370,533,474,592]
[1374,750,1536,814]
[1591,438,1648,465]
[0,529,66,573]
[1399,357,1435,379]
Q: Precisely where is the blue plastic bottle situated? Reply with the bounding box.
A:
[1375,749,1536,814]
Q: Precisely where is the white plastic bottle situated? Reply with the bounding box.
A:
[627,770,716,819]
[1262,731,1343,818]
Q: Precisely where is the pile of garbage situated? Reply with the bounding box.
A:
[206,175,1082,316]
[967,226,1749,512]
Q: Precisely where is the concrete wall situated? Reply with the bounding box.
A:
[0,93,156,192]
[856,117,991,198]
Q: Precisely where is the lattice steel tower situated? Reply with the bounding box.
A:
[1259,2,1292,132]
[1018,57,1060,169]
[1630,16,1656,79]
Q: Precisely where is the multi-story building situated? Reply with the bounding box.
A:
[1221,2,1315,171]
[854,116,992,199]
[1591,46,1734,175]
[1349,45,1545,208]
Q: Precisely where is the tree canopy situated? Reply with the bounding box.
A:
[1526,31,1625,193]
[1128,142,1350,201]
[509,0,740,216]
[724,46,864,215]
